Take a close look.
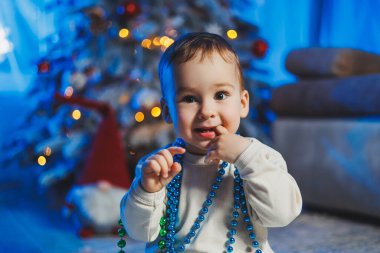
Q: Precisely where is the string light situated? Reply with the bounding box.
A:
[44,147,52,156]
[38,156,47,166]
[72,109,81,120]
[153,37,161,46]
[135,112,144,122]
[226,29,238,39]
[151,106,161,117]
[141,39,152,49]
[119,28,130,38]
[64,86,74,98]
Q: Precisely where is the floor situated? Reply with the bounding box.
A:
[1,167,380,253]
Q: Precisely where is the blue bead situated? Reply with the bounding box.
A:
[244,216,250,222]
[252,241,259,247]
[255,249,262,253]
[175,182,180,188]
[218,169,225,175]
[247,224,253,231]
[234,194,240,200]
[229,237,235,244]
[184,237,191,244]
[233,203,240,209]
[205,198,212,206]
[249,232,256,239]
[197,215,205,222]
[168,225,174,230]
[231,220,238,227]
[233,211,239,218]
[178,245,185,252]
[193,222,200,229]
[234,185,240,191]
[201,207,208,214]
[229,229,236,235]
[209,191,216,198]
[189,231,196,237]
[174,191,179,196]
[221,161,228,168]
[234,177,240,183]
[240,200,246,206]
[212,184,219,190]
[242,208,248,214]
[166,242,172,247]
[227,245,233,252]
[234,169,239,176]
[216,176,223,182]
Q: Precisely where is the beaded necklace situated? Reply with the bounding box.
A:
[117,139,262,253]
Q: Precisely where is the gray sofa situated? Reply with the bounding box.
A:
[270,48,380,219]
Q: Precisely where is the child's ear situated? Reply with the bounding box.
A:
[240,90,250,118]
[160,97,172,123]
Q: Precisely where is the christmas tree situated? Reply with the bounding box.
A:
[2,0,269,197]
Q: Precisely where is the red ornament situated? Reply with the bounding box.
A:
[38,61,50,73]
[251,39,269,58]
[124,1,140,18]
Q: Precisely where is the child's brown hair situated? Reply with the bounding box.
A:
[158,32,244,99]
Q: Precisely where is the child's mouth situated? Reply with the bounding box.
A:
[194,127,216,139]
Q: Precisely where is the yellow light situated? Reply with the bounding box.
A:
[44,147,52,156]
[64,86,73,98]
[151,107,161,117]
[141,39,152,49]
[227,29,238,39]
[119,28,129,38]
[72,109,81,120]
[159,36,169,46]
[135,112,145,122]
[163,38,174,48]
[153,36,161,46]
[38,156,46,166]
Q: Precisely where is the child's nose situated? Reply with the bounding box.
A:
[198,102,216,120]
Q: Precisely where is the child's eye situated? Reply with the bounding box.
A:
[182,95,197,103]
[215,91,229,100]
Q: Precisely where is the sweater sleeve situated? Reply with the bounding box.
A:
[120,158,166,242]
[234,138,302,227]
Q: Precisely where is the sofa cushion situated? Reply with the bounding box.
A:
[270,74,380,117]
[286,48,380,78]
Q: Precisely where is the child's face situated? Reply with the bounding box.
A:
[161,51,249,155]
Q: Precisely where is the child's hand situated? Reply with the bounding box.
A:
[140,147,186,193]
[205,125,251,164]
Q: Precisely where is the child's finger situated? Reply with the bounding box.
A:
[168,162,182,179]
[167,146,186,156]
[158,149,175,167]
[152,154,170,178]
[146,159,162,176]
[214,125,229,135]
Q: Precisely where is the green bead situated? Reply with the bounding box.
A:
[159,228,167,237]
[118,227,126,237]
[159,217,167,226]
[158,240,166,249]
[117,239,126,248]
[118,219,123,226]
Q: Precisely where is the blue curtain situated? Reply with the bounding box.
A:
[318,0,380,54]
[235,0,380,86]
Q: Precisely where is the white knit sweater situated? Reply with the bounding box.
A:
[120,138,302,253]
